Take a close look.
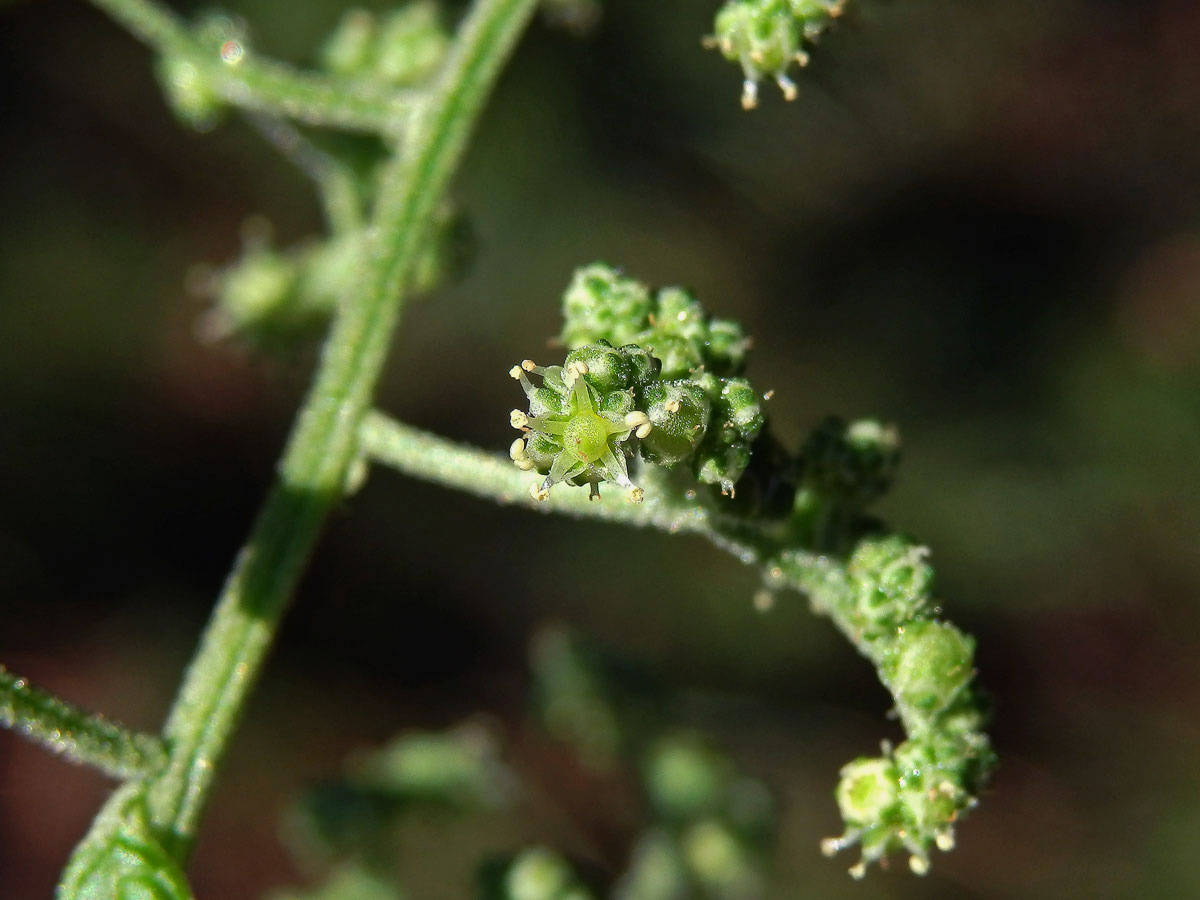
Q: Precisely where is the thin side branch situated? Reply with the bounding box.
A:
[89,0,413,134]
[0,667,166,780]
[359,411,723,537]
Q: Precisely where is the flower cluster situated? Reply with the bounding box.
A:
[707,0,847,109]
[772,535,995,878]
[509,266,769,500]
[555,265,764,495]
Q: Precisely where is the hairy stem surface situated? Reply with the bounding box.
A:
[90,0,413,133]
[0,667,166,780]
[122,0,539,860]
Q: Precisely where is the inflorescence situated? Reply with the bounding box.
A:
[707,0,847,109]
[509,264,765,502]
[505,265,995,879]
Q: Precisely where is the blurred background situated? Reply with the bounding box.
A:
[3,0,1200,896]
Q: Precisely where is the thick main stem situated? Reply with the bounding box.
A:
[138,0,539,859]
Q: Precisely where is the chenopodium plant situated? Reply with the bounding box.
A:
[0,0,995,894]
[505,264,995,878]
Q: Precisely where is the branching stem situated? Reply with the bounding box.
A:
[89,0,414,134]
[125,0,540,861]
[0,667,166,780]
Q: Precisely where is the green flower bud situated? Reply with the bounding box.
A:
[156,55,223,131]
[615,831,687,900]
[600,389,635,417]
[320,3,448,86]
[695,443,752,494]
[719,378,764,441]
[216,247,298,333]
[643,334,700,380]
[682,819,756,893]
[885,621,975,724]
[375,2,449,86]
[491,847,593,900]
[799,417,900,509]
[355,726,511,810]
[705,318,750,375]
[654,287,708,342]
[708,0,846,109]
[638,381,710,467]
[845,536,935,639]
[834,757,900,829]
[562,264,652,349]
[565,340,634,394]
[319,9,376,78]
[618,345,658,389]
[645,738,728,820]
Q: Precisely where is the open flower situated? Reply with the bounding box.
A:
[508,347,653,502]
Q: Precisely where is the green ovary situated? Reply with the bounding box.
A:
[564,413,610,463]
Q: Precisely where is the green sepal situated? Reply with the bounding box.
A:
[844,536,935,640]
[638,381,710,467]
[562,264,652,350]
[565,340,635,394]
[882,621,975,729]
[155,55,223,132]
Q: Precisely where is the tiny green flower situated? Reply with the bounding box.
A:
[707,0,847,109]
[509,345,654,502]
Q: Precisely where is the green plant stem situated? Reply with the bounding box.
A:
[89,0,413,134]
[135,0,539,861]
[359,411,768,559]
[0,667,166,780]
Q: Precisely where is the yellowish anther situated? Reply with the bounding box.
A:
[624,411,651,438]
[564,360,589,384]
[908,855,930,876]
[778,75,798,101]
[848,862,867,880]
[521,359,537,371]
[628,486,645,503]
[515,458,535,471]
[935,831,956,852]
[509,365,523,380]
[753,590,775,612]
[509,438,527,461]
[796,50,811,67]
[665,399,681,413]
[819,838,839,858]
[741,81,758,110]
[510,409,529,429]
[529,482,551,502]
